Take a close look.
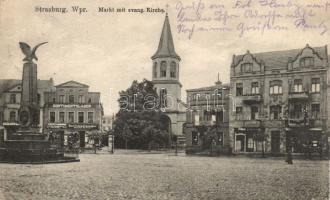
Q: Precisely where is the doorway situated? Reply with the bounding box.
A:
[235,134,245,152]
[79,131,85,148]
[271,131,280,153]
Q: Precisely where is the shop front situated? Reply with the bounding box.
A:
[234,128,264,153]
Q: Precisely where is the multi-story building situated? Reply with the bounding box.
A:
[43,81,103,148]
[184,79,231,154]
[229,44,329,155]
[102,115,114,132]
[0,78,54,139]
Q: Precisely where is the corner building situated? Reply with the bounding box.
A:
[44,81,103,148]
[229,45,329,155]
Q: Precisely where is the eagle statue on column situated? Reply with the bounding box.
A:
[19,42,48,63]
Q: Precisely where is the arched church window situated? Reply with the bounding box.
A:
[160,61,167,77]
[153,62,157,78]
[170,62,176,78]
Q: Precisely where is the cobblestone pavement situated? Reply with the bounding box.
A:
[0,150,329,200]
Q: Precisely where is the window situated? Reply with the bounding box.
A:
[78,112,84,123]
[300,57,314,67]
[290,104,303,119]
[52,97,56,103]
[251,82,259,94]
[9,111,16,122]
[160,88,167,108]
[9,94,16,103]
[0,112,2,124]
[311,78,320,93]
[50,112,56,123]
[251,106,259,120]
[217,132,223,145]
[78,95,84,103]
[68,112,74,123]
[160,61,166,77]
[88,112,93,123]
[247,138,254,149]
[236,83,243,96]
[59,112,65,123]
[192,131,199,145]
[59,95,65,103]
[270,105,282,120]
[88,98,92,103]
[194,114,200,125]
[311,104,320,119]
[170,62,176,78]
[153,62,157,78]
[293,79,303,93]
[270,80,282,95]
[37,94,41,104]
[69,95,74,103]
[236,106,243,119]
[242,63,253,73]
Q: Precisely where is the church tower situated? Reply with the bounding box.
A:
[151,13,186,136]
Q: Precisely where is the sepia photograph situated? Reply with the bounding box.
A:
[0,0,329,199]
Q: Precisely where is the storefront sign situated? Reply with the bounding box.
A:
[2,122,20,126]
[52,104,92,108]
[68,124,98,129]
[47,123,67,129]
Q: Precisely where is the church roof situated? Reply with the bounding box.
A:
[151,14,180,60]
[232,45,328,70]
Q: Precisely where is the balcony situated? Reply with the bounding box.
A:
[288,92,309,100]
[287,118,309,127]
[241,94,262,104]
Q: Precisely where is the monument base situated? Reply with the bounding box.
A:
[1,131,79,164]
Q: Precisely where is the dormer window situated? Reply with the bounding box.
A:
[300,57,314,67]
[241,63,253,73]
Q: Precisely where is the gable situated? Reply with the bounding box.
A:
[55,80,89,88]
[6,84,22,92]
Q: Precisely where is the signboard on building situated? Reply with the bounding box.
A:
[52,104,92,108]
[67,123,98,130]
[47,123,67,129]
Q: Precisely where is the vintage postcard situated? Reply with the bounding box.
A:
[0,0,329,199]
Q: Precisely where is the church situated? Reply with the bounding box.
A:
[151,13,186,138]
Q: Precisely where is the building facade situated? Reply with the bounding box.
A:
[151,14,186,138]
[229,45,329,155]
[184,79,231,154]
[43,81,103,148]
[0,79,54,140]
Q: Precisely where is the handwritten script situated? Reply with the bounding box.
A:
[175,0,330,39]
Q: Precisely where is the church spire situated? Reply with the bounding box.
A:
[151,13,180,60]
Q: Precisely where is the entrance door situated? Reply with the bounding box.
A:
[271,131,280,153]
[235,135,245,152]
[79,131,85,148]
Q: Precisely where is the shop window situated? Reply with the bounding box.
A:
[311,78,320,93]
[192,131,199,145]
[153,62,157,78]
[270,105,281,120]
[69,95,74,103]
[293,79,303,93]
[160,61,166,77]
[9,94,16,103]
[88,112,94,123]
[68,112,74,123]
[59,112,65,123]
[270,80,282,95]
[300,57,314,67]
[170,62,176,78]
[251,82,259,94]
[194,114,200,125]
[311,104,320,119]
[236,83,243,96]
[247,137,254,149]
[9,111,16,122]
[50,112,56,123]
[78,112,84,123]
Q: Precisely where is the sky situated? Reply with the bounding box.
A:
[1,0,330,115]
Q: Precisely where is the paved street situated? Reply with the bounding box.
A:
[0,150,329,200]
